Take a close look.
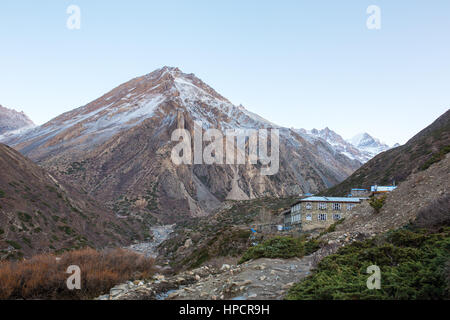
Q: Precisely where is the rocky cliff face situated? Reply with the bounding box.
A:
[0,105,34,136]
[2,67,361,223]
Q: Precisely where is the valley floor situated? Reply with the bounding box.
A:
[98,255,314,300]
[126,225,174,258]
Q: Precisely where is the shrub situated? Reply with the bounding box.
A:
[304,238,322,255]
[286,227,450,300]
[0,190,5,198]
[369,196,386,213]
[0,248,155,300]
[239,236,306,264]
[17,212,32,223]
[6,240,22,250]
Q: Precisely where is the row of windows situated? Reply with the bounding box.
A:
[302,202,355,211]
[305,213,341,221]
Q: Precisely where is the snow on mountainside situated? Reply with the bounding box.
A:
[0,105,34,136]
[348,132,392,160]
[3,67,276,158]
[295,127,391,163]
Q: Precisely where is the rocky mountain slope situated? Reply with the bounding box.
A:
[0,144,146,260]
[322,152,449,245]
[324,108,450,196]
[2,67,360,223]
[0,105,34,136]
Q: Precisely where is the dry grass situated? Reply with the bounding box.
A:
[0,248,155,300]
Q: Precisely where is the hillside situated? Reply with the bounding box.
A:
[2,67,360,223]
[324,109,450,196]
[0,144,146,260]
[286,153,450,300]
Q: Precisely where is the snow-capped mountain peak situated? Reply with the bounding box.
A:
[348,132,391,160]
[1,67,278,156]
[293,127,392,163]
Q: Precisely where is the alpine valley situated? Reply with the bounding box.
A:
[0,67,448,301]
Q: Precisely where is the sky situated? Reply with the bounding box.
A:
[0,1,449,145]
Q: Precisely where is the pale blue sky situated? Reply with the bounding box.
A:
[1,0,449,145]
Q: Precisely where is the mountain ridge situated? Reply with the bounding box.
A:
[1,67,361,222]
[296,127,392,163]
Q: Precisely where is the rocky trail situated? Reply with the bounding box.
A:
[97,255,314,300]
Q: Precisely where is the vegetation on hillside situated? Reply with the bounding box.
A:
[369,196,386,213]
[419,145,450,171]
[286,227,450,300]
[0,248,155,300]
[238,236,322,264]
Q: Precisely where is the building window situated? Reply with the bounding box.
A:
[333,213,342,220]
[347,203,355,211]
[333,203,342,211]
[318,202,327,210]
[305,202,312,210]
[291,213,301,224]
[318,213,327,221]
[292,204,301,213]
[306,213,312,221]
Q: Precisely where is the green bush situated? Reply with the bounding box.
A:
[0,190,5,198]
[239,236,307,264]
[6,240,22,250]
[369,196,386,213]
[286,227,450,300]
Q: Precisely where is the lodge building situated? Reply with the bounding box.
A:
[284,196,363,232]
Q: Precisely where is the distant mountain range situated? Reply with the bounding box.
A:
[296,128,394,164]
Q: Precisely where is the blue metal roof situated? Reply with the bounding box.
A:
[371,186,397,192]
[300,196,361,203]
[351,188,367,191]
